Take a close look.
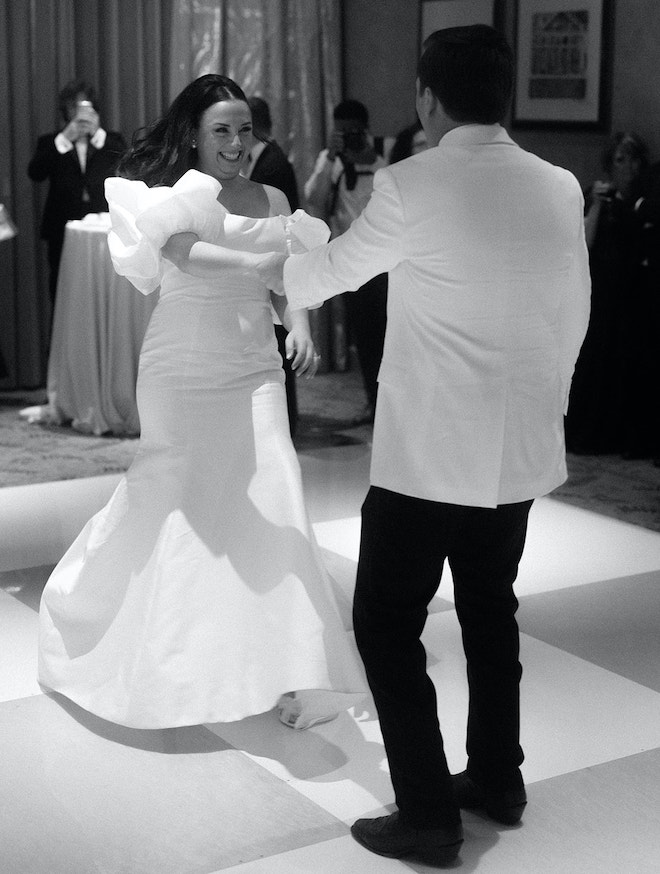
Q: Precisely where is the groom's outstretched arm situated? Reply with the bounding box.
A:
[284,167,405,310]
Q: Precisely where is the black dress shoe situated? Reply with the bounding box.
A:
[350,811,463,865]
[452,771,527,825]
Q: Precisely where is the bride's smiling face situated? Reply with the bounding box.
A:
[195,99,253,182]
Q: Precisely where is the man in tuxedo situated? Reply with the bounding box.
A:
[246,96,299,210]
[279,26,590,864]
[28,79,126,305]
[246,96,300,435]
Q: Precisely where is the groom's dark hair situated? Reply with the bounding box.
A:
[418,25,514,125]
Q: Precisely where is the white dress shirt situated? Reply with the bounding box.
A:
[284,125,591,508]
[55,128,107,173]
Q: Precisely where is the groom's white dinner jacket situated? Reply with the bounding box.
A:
[285,124,591,508]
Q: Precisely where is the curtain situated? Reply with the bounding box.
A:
[0,0,173,389]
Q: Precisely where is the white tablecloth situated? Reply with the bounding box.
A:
[46,214,158,435]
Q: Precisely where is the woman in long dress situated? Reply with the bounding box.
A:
[38,74,365,730]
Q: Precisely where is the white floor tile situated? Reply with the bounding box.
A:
[420,613,660,784]
[208,610,660,828]
[0,589,41,702]
[218,833,413,873]
[517,496,660,595]
[437,497,660,603]
[210,834,410,873]
[0,694,344,874]
[311,475,660,609]
[0,475,121,572]
[1,440,659,873]
[206,683,395,824]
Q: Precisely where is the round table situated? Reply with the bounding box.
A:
[46,214,158,435]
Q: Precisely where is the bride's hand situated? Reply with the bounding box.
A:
[285,327,320,378]
[255,251,287,294]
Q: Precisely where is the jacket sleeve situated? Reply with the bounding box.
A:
[284,165,404,310]
[27,135,58,182]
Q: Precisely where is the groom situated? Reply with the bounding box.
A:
[279,25,590,864]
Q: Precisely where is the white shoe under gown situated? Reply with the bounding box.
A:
[38,170,365,729]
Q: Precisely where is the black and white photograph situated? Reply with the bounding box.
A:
[1,1,659,872]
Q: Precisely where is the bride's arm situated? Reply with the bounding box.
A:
[162,232,256,274]
[163,231,286,292]
[270,292,318,377]
[162,231,315,373]
[161,183,292,279]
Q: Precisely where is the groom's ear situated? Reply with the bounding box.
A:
[416,81,440,132]
[418,83,436,117]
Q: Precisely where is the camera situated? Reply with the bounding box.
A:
[600,184,616,203]
[342,130,367,154]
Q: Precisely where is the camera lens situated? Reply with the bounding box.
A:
[343,131,366,152]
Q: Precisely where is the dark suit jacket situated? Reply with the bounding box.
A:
[250,140,299,211]
[28,130,126,240]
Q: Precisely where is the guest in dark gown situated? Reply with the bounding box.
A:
[565,132,649,455]
[633,160,660,463]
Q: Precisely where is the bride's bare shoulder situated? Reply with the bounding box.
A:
[261,183,292,217]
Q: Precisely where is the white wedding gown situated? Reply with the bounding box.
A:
[38,170,365,729]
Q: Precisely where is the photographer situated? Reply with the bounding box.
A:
[28,79,126,307]
[305,100,388,424]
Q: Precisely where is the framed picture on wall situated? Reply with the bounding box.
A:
[512,0,612,129]
[420,0,496,44]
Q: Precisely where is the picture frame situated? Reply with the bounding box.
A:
[512,0,613,130]
[420,0,496,45]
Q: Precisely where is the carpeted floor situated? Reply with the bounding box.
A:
[1,372,659,532]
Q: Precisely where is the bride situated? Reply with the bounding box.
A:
[38,74,365,731]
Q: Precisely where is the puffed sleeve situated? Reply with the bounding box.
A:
[272,209,330,308]
[104,169,222,295]
[283,209,331,255]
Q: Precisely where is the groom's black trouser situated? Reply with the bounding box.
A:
[353,486,533,827]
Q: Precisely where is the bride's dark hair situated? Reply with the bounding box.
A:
[117,74,249,187]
